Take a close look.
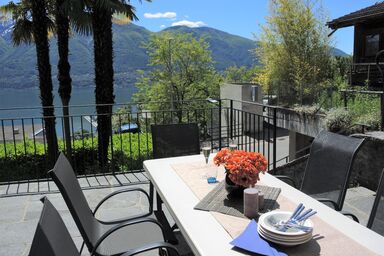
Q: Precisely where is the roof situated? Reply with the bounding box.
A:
[118,123,139,133]
[327,2,384,29]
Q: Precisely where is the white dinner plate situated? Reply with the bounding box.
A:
[258,211,314,237]
[258,225,312,241]
[258,228,313,246]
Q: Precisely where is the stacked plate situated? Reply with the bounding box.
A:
[258,211,313,246]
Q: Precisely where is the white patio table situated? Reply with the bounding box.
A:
[144,154,384,256]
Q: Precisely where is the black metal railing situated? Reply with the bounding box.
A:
[0,99,279,196]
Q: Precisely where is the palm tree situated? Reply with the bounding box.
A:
[91,0,145,168]
[1,0,59,166]
[55,0,73,161]
[31,0,59,166]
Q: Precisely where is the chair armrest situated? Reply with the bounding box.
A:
[342,212,360,223]
[120,242,180,256]
[93,187,152,224]
[91,217,166,255]
[314,198,340,211]
[275,175,297,188]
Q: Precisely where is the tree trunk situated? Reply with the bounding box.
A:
[31,0,58,167]
[56,0,72,161]
[92,6,114,169]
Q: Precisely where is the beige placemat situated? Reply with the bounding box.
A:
[171,161,379,256]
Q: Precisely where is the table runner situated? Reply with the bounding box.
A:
[194,181,281,218]
[171,161,378,256]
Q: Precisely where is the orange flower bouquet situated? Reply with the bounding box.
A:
[214,148,268,188]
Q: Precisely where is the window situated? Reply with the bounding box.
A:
[365,34,380,57]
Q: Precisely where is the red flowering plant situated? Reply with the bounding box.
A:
[214,148,268,187]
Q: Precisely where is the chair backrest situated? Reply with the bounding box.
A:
[48,152,98,250]
[367,169,384,235]
[29,197,79,256]
[151,123,200,158]
[300,131,365,210]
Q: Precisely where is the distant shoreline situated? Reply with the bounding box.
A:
[0,84,135,91]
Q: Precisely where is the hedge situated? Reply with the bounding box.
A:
[0,133,152,182]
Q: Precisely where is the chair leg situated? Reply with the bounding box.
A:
[171,223,179,231]
[154,187,178,245]
[149,182,154,213]
[157,192,163,212]
[79,241,85,254]
[154,210,178,245]
[159,248,178,256]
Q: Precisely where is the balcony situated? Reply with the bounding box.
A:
[0,100,383,255]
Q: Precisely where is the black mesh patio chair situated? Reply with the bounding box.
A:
[151,123,200,159]
[29,197,79,256]
[151,123,200,243]
[277,131,365,219]
[29,197,178,256]
[367,169,384,236]
[49,152,179,256]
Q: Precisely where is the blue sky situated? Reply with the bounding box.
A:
[0,0,378,54]
[130,0,378,54]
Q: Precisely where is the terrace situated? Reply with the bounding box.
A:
[0,98,383,255]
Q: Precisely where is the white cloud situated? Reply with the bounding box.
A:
[160,25,166,29]
[171,20,206,28]
[144,12,176,19]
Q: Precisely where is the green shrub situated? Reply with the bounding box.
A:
[0,133,153,182]
[357,112,381,131]
[325,108,353,133]
[292,104,325,116]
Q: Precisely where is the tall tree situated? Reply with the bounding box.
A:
[92,3,114,168]
[1,0,58,165]
[55,0,72,160]
[224,65,261,83]
[133,32,222,122]
[91,0,143,168]
[255,0,332,106]
[31,0,59,165]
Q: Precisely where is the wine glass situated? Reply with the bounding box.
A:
[229,138,238,151]
[202,141,211,164]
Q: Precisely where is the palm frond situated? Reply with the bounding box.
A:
[63,0,92,36]
[12,18,33,45]
[112,12,131,25]
[46,15,56,34]
[70,11,93,36]
[95,0,138,21]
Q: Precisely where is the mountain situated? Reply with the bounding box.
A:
[331,47,349,57]
[0,22,348,89]
[163,26,257,70]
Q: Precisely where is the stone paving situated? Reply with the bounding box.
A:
[0,134,379,256]
[0,182,193,256]
[0,179,378,256]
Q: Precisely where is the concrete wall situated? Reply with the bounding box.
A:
[289,131,313,161]
[220,83,263,134]
[272,108,326,138]
[274,132,384,191]
[351,132,384,190]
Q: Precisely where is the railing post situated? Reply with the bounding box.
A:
[343,91,348,109]
[230,99,233,139]
[273,107,277,173]
[218,99,222,150]
[110,112,114,175]
[381,93,384,131]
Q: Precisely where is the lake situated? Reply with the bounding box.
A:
[0,86,136,137]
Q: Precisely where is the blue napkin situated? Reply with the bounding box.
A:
[230,220,287,256]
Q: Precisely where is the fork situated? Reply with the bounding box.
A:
[274,221,313,232]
